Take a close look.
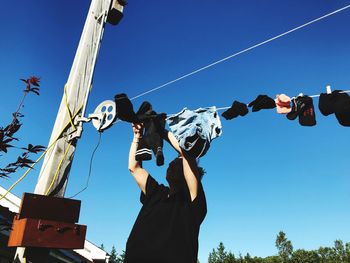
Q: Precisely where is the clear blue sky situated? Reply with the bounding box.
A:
[1,1,350,262]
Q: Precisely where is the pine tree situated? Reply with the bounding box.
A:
[116,250,125,263]
[275,231,293,262]
[110,245,117,263]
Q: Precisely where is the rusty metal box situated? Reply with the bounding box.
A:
[8,193,87,249]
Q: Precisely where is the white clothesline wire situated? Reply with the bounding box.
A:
[215,89,350,111]
[113,89,350,124]
[130,4,350,102]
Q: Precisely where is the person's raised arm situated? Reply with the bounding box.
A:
[128,123,149,194]
[181,154,199,201]
[162,129,182,154]
[164,130,199,201]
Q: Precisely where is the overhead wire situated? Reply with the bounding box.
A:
[130,4,350,102]
[3,5,349,200]
[40,4,350,199]
[215,89,350,111]
[68,132,102,199]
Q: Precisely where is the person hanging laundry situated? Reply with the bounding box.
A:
[248,94,276,112]
[125,123,207,263]
[319,90,350,127]
[166,106,222,158]
[221,100,248,120]
[275,94,292,114]
[287,95,316,126]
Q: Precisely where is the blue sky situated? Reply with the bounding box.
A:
[1,0,350,262]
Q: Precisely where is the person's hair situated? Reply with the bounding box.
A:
[197,166,206,180]
[167,157,206,187]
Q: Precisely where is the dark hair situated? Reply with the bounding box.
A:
[167,157,205,181]
[197,166,206,180]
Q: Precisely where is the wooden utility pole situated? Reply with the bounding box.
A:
[13,0,125,262]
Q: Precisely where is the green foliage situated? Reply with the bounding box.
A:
[208,233,350,263]
[108,246,125,263]
[263,255,281,263]
[109,246,118,263]
[208,242,236,263]
[275,231,293,262]
[291,249,319,263]
[116,250,125,263]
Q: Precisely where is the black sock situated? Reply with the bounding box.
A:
[135,139,152,161]
[287,96,311,121]
[136,101,153,119]
[286,98,298,120]
[156,147,164,166]
[298,97,316,126]
[334,91,350,126]
[221,101,248,120]
[248,95,276,112]
[287,96,316,126]
[114,93,139,123]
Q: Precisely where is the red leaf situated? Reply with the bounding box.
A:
[0,172,9,178]
[1,167,17,173]
[28,76,40,87]
[0,143,13,153]
[22,144,46,153]
[29,88,40,95]
[3,138,14,144]
[6,122,21,136]
[13,112,24,118]
[17,156,35,165]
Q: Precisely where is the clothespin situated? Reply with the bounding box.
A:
[326,85,332,94]
[291,93,303,101]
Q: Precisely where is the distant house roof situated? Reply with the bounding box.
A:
[0,186,109,262]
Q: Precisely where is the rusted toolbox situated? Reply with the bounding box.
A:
[8,193,87,249]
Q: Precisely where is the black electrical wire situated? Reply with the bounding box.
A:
[69,132,102,199]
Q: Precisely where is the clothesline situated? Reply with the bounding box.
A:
[130,4,350,102]
[215,89,350,111]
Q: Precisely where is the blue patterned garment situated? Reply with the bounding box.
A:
[166,106,222,158]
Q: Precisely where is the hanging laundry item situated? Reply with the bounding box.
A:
[319,91,337,116]
[114,94,167,165]
[114,93,139,123]
[135,102,167,166]
[221,101,248,120]
[319,90,350,127]
[136,101,153,119]
[275,94,291,114]
[166,107,222,158]
[333,92,350,127]
[134,101,153,161]
[287,95,316,126]
[248,95,276,112]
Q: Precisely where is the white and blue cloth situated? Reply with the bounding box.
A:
[166,106,222,158]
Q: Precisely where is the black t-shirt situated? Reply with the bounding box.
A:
[125,175,207,263]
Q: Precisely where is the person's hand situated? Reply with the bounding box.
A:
[132,123,143,139]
